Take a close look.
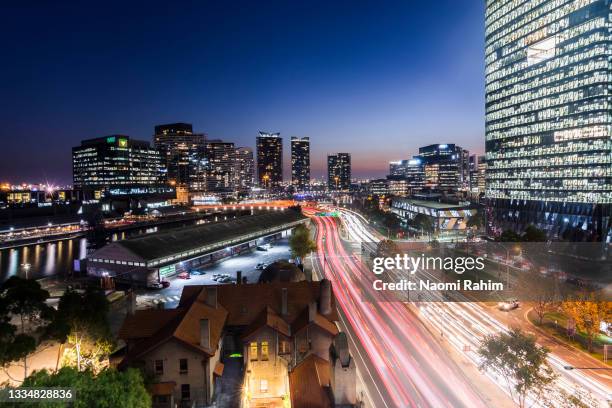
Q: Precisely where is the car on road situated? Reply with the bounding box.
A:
[498,299,519,311]
[147,281,164,290]
[178,272,191,279]
[161,280,170,288]
[256,245,269,251]
[255,263,268,270]
[190,269,204,276]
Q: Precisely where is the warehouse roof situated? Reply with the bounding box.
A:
[106,210,306,262]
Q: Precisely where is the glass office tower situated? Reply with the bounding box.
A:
[485,0,611,241]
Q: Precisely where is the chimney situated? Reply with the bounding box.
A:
[205,287,217,308]
[319,279,332,315]
[236,270,242,285]
[281,288,288,315]
[308,301,317,322]
[127,290,137,315]
[200,319,210,350]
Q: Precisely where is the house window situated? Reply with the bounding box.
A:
[279,340,290,355]
[261,341,269,361]
[181,384,190,401]
[154,359,164,375]
[260,379,268,393]
[179,358,188,374]
[250,342,258,361]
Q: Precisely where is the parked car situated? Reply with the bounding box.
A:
[161,280,170,288]
[255,263,268,270]
[147,281,164,290]
[256,245,268,251]
[190,269,204,276]
[178,272,191,279]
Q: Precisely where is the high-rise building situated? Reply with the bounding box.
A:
[291,137,310,190]
[153,123,206,192]
[485,0,611,240]
[417,144,468,193]
[256,132,283,189]
[204,140,236,196]
[477,155,487,195]
[73,135,164,189]
[235,147,255,193]
[327,153,351,190]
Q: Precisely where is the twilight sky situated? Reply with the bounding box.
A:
[0,0,485,184]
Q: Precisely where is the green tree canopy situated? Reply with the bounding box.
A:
[478,328,556,408]
[0,277,53,379]
[46,287,112,372]
[3,367,151,408]
[289,224,317,263]
[522,224,547,242]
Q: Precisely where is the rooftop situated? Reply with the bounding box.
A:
[392,197,472,210]
[92,210,306,263]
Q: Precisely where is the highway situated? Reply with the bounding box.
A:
[334,207,612,408]
[307,209,493,408]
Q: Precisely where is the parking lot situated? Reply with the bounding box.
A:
[136,238,292,308]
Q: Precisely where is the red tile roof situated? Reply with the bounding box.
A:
[289,354,332,408]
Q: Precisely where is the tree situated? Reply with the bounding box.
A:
[3,366,151,408]
[376,239,399,258]
[466,211,484,231]
[524,271,557,325]
[522,224,547,242]
[47,287,112,372]
[0,299,36,383]
[478,328,556,408]
[561,294,610,352]
[412,213,434,236]
[289,224,317,265]
[0,277,53,379]
[499,229,521,242]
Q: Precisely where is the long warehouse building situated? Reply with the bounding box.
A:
[87,210,307,284]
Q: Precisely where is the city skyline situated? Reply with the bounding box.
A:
[0,0,485,184]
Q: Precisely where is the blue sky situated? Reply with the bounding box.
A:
[0,0,485,183]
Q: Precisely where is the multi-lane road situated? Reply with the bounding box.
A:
[307,209,495,408]
[307,207,611,408]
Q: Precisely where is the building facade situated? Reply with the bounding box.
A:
[153,123,207,193]
[291,137,310,190]
[256,132,283,190]
[417,144,469,193]
[235,147,255,194]
[204,140,236,196]
[485,0,612,240]
[73,135,164,189]
[327,153,351,191]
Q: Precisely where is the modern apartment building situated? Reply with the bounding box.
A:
[291,137,310,190]
[204,140,236,196]
[485,0,611,240]
[327,153,351,191]
[256,132,283,189]
[235,147,255,193]
[153,123,207,193]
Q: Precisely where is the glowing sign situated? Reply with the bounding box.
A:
[118,138,128,148]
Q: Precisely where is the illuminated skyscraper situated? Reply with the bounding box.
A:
[153,123,206,192]
[204,139,236,196]
[291,136,310,190]
[485,0,611,239]
[256,132,283,189]
[327,153,351,190]
[235,147,255,193]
